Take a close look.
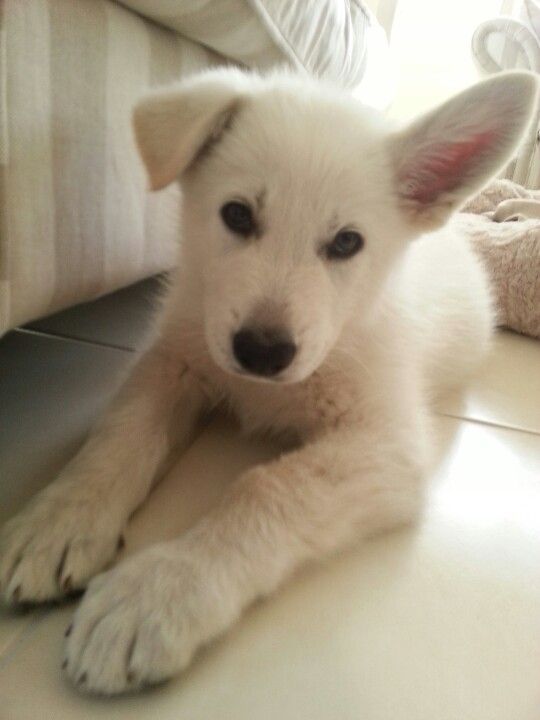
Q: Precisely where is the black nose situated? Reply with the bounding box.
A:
[232,328,296,377]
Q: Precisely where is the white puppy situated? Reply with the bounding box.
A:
[0,69,536,694]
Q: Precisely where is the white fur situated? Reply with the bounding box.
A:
[0,69,536,695]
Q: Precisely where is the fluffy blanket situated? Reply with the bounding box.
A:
[458,179,540,339]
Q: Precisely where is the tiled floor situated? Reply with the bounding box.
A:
[1,280,540,720]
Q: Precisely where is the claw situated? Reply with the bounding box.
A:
[126,633,137,683]
[55,545,70,585]
[62,575,73,593]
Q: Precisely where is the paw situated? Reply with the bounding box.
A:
[64,545,235,695]
[0,484,125,604]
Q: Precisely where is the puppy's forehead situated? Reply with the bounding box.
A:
[248,87,384,153]
[216,86,389,201]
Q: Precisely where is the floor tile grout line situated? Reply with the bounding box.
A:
[15,327,135,354]
[436,410,540,438]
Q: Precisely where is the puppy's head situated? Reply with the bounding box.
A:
[134,68,536,384]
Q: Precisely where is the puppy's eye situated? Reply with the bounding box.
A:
[220,201,255,237]
[326,230,364,260]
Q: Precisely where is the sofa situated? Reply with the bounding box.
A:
[0,0,395,334]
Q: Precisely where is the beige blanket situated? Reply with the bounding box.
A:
[458,179,540,339]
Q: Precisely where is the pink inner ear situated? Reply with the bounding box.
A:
[403,130,497,205]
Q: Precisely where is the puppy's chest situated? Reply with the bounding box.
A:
[225,370,363,438]
[179,333,365,437]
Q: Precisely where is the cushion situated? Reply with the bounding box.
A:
[460,179,540,340]
[117,0,379,92]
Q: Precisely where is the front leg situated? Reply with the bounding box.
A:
[0,338,207,604]
[65,419,427,694]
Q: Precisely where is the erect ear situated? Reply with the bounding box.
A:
[132,68,250,190]
[389,71,538,230]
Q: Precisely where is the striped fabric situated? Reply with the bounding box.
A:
[0,0,222,333]
[472,0,540,189]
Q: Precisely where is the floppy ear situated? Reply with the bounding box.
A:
[389,71,538,230]
[132,69,249,190]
